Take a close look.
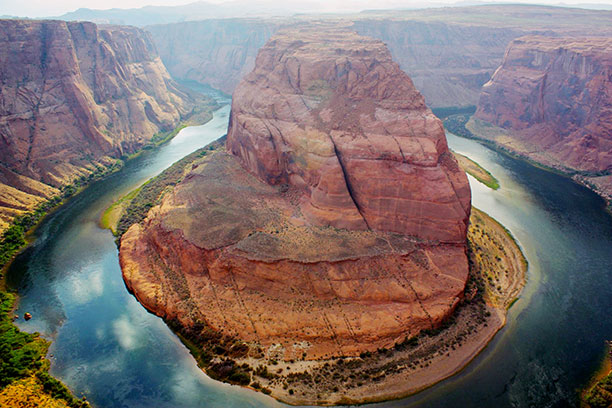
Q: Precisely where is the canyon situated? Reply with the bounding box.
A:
[119,27,471,365]
[147,5,612,108]
[0,19,213,232]
[1,3,611,408]
[472,36,612,201]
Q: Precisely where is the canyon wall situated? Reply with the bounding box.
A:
[120,27,471,359]
[148,18,514,107]
[351,20,522,108]
[0,19,209,231]
[473,36,612,199]
[146,5,612,108]
[147,19,279,95]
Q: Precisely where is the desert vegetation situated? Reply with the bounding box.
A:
[111,137,225,238]
[0,292,88,407]
[453,151,500,190]
[583,342,612,408]
[585,373,612,408]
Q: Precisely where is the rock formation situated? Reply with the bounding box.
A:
[120,27,470,360]
[0,19,209,231]
[473,36,612,200]
[227,26,470,242]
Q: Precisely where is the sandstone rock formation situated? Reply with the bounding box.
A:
[227,26,471,242]
[120,27,471,360]
[473,36,612,199]
[0,19,210,231]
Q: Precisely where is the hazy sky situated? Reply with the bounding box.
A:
[2,0,612,18]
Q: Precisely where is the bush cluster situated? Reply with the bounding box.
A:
[0,292,87,407]
[116,137,225,238]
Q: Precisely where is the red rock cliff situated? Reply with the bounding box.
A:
[474,36,612,199]
[0,19,207,231]
[227,27,471,243]
[120,27,471,360]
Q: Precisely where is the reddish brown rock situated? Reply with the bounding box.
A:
[0,19,210,231]
[227,27,471,243]
[120,27,471,360]
[473,36,612,199]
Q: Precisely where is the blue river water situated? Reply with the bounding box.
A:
[8,103,612,408]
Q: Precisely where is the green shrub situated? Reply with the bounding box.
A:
[116,137,225,238]
[0,292,45,388]
[585,386,612,408]
[228,370,251,385]
[36,371,89,408]
[207,358,250,385]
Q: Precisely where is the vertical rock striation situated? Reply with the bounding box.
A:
[227,26,471,242]
[473,36,612,199]
[0,19,208,231]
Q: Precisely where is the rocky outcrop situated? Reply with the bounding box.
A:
[227,26,471,242]
[473,36,612,199]
[0,19,210,231]
[120,27,471,360]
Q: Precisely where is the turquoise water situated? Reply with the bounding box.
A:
[8,111,612,407]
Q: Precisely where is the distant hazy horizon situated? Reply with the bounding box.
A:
[3,0,612,19]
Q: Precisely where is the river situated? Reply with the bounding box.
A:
[8,102,612,407]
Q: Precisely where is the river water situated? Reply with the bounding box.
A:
[8,103,612,408]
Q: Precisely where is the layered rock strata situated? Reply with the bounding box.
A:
[0,19,209,231]
[227,27,471,242]
[120,28,471,359]
[473,36,612,199]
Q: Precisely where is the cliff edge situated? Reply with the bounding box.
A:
[0,19,212,231]
[473,36,612,200]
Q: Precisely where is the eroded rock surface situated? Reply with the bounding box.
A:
[120,28,471,359]
[227,27,471,243]
[0,19,208,230]
[473,36,612,199]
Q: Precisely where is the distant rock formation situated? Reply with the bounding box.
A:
[148,19,278,95]
[473,36,612,200]
[350,20,521,108]
[147,5,612,108]
[120,27,471,360]
[0,19,209,231]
